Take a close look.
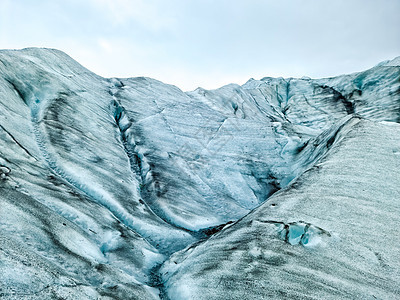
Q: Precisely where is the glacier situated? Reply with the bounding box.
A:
[0,48,399,299]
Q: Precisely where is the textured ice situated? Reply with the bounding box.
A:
[0,48,399,299]
[161,119,400,299]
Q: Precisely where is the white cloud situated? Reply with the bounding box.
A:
[97,38,113,53]
[88,0,177,31]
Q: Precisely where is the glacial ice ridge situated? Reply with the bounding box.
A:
[0,48,399,299]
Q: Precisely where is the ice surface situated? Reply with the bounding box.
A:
[0,48,399,299]
[161,119,400,299]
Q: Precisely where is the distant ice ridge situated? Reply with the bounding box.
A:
[0,48,399,299]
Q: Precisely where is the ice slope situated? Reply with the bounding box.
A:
[110,57,400,231]
[0,48,399,299]
[0,49,171,299]
[160,118,400,299]
[0,49,195,252]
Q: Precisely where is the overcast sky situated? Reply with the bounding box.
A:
[0,0,399,91]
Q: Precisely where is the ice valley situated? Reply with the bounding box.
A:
[0,48,399,299]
